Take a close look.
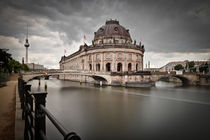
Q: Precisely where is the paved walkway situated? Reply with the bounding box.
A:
[0,74,17,140]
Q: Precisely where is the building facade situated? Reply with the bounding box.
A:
[27,63,45,70]
[60,20,144,73]
[160,60,210,73]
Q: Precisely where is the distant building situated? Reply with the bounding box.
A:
[27,63,45,70]
[144,68,160,72]
[160,60,210,72]
[160,61,187,72]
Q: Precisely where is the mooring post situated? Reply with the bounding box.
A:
[33,92,47,140]
[45,81,47,91]
[38,79,41,86]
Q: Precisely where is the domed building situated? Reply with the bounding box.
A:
[59,20,145,85]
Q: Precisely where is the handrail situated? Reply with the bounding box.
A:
[40,104,80,139]
[18,77,81,140]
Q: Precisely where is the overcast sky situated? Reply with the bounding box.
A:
[0,0,210,68]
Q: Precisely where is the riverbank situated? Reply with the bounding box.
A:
[0,74,18,140]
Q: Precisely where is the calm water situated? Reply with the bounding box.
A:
[28,78,210,140]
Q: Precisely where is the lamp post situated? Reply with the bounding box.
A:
[63,56,65,80]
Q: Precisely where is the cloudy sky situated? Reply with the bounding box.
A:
[0,0,210,68]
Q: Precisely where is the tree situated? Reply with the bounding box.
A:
[185,61,195,72]
[188,61,195,69]
[199,63,208,73]
[8,59,22,73]
[0,49,30,74]
[23,64,30,71]
[174,64,184,70]
[0,49,12,72]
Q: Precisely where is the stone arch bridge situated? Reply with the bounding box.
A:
[21,70,210,86]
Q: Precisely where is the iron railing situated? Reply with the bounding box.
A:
[18,77,81,140]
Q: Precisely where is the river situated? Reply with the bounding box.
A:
[28,78,210,140]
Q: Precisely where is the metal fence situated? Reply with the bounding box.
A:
[18,77,81,140]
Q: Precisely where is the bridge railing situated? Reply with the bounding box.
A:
[18,77,81,140]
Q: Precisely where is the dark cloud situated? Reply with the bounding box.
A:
[0,0,210,68]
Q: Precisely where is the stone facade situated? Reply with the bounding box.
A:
[60,20,144,74]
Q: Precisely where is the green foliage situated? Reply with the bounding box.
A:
[23,64,30,71]
[0,49,12,72]
[185,61,195,69]
[199,63,208,73]
[0,48,31,73]
[188,61,195,69]
[8,59,22,73]
[174,64,184,70]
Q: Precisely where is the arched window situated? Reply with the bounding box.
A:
[82,59,84,70]
[89,64,92,70]
[96,64,100,71]
[106,63,111,72]
[136,63,138,71]
[128,63,132,72]
[117,63,122,72]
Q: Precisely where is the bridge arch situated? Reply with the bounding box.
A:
[157,75,190,86]
[90,75,108,84]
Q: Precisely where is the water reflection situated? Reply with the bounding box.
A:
[28,78,210,140]
[155,81,182,88]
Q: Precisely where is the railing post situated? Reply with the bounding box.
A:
[24,84,31,140]
[22,81,27,120]
[28,91,34,140]
[33,92,47,140]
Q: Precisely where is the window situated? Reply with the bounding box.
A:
[128,63,132,72]
[136,64,138,71]
[89,55,91,60]
[89,64,92,70]
[128,54,132,59]
[96,54,100,59]
[106,54,111,59]
[117,63,122,72]
[99,40,102,44]
[106,63,111,72]
[114,40,119,44]
[118,53,122,59]
[136,55,139,59]
[100,28,104,32]
[96,64,100,71]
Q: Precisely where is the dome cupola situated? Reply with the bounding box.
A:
[94,19,132,44]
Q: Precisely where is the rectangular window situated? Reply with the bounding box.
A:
[96,54,100,59]
[128,54,132,59]
[114,40,119,44]
[106,54,111,59]
[118,53,122,59]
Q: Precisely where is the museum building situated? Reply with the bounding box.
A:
[59,19,145,74]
